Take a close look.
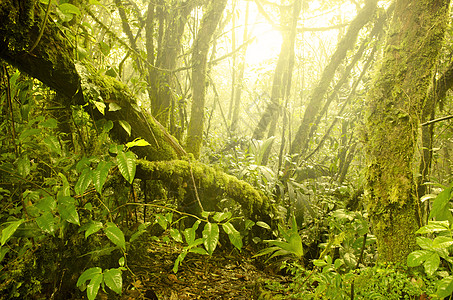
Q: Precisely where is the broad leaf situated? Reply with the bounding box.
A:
[170,228,183,243]
[43,136,62,155]
[36,211,55,234]
[92,161,112,193]
[119,120,131,136]
[105,222,126,250]
[173,250,187,273]
[84,221,103,238]
[407,250,431,267]
[429,187,453,222]
[416,223,449,235]
[202,222,219,255]
[416,236,435,251]
[125,138,150,148]
[57,196,80,225]
[433,236,453,249]
[424,252,440,276]
[59,3,81,16]
[116,151,136,184]
[35,196,56,212]
[77,267,102,287]
[87,273,103,300]
[213,211,232,223]
[104,268,122,294]
[1,219,25,245]
[183,220,201,245]
[256,221,271,230]
[75,168,93,196]
[436,276,453,298]
[222,222,242,250]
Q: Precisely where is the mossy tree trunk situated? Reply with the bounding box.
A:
[290,0,377,157]
[364,0,450,263]
[186,0,228,158]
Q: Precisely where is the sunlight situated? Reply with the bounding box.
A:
[246,24,283,65]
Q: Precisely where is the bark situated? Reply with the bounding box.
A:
[364,0,450,263]
[146,1,196,128]
[137,159,276,223]
[290,0,377,157]
[186,0,228,158]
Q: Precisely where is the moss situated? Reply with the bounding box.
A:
[364,0,450,263]
[137,159,276,223]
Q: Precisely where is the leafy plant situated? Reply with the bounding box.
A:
[253,215,304,261]
[171,211,243,273]
[407,183,453,298]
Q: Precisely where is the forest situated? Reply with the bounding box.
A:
[1,0,453,299]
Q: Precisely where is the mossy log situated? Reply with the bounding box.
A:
[137,159,277,224]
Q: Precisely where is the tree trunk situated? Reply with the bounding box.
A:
[364,0,450,263]
[290,0,377,157]
[186,0,228,158]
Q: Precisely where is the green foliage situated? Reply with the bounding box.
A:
[254,215,304,261]
[171,211,244,273]
[406,183,453,298]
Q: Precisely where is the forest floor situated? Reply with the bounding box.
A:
[122,234,292,300]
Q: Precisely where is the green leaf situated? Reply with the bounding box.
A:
[125,138,150,148]
[19,128,41,141]
[43,136,62,155]
[119,120,131,136]
[429,187,453,222]
[424,252,440,276]
[436,276,453,298]
[36,196,56,212]
[58,203,80,225]
[416,236,434,251]
[103,268,122,294]
[58,173,71,197]
[1,219,25,245]
[16,156,31,177]
[213,212,232,223]
[75,168,93,195]
[407,250,431,267]
[92,100,106,115]
[433,236,453,249]
[116,151,136,184]
[202,222,219,255]
[0,247,9,263]
[173,250,187,273]
[92,161,112,193]
[105,222,126,250]
[170,228,183,243]
[84,221,103,238]
[59,3,81,16]
[87,273,103,300]
[189,247,208,255]
[36,211,55,234]
[222,222,242,250]
[77,267,102,287]
[39,118,58,128]
[256,221,271,230]
[184,220,201,245]
[417,223,450,235]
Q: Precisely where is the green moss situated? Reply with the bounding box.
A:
[137,159,276,223]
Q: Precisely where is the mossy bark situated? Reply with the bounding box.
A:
[186,0,228,158]
[364,0,450,263]
[137,159,276,224]
[290,0,377,157]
